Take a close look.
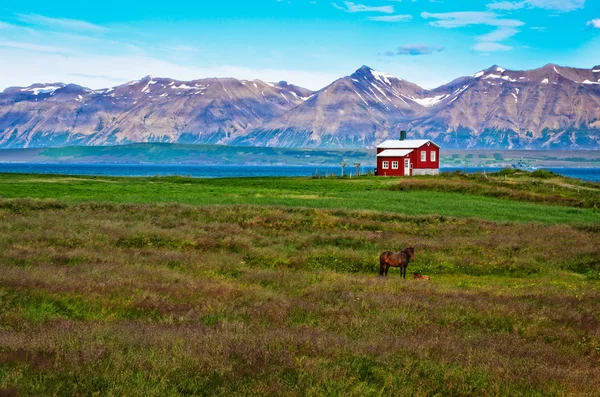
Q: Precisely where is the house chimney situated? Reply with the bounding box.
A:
[400,130,406,141]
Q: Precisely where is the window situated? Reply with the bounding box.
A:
[392,161,399,169]
[421,151,426,161]
[431,151,436,162]
[382,161,389,169]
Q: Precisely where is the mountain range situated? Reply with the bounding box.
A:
[1,64,600,149]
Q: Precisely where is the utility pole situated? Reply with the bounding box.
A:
[354,163,361,177]
[340,162,347,177]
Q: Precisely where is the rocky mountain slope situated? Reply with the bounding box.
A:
[0,76,313,148]
[407,64,600,149]
[233,66,428,147]
[1,64,599,149]
[235,65,600,149]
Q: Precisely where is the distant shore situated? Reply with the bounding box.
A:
[0,143,598,168]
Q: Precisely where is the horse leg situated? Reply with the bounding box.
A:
[384,264,389,276]
[402,266,406,279]
[379,259,385,276]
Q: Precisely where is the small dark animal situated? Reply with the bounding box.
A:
[413,273,431,280]
[379,247,414,278]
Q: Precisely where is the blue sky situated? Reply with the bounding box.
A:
[0,0,599,90]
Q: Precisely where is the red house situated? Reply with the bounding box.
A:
[376,135,440,177]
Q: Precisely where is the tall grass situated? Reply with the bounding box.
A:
[0,200,599,395]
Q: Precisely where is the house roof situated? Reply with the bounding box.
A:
[376,149,414,158]
[376,139,439,149]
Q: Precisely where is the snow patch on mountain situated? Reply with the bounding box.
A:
[484,74,517,82]
[172,84,193,90]
[367,87,383,104]
[408,94,447,107]
[354,90,368,106]
[21,85,64,95]
[141,80,157,94]
[370,70,397,85]
[372,83,392,102]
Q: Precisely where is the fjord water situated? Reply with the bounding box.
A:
[0,163,599,182]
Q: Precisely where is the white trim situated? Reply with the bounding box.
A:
[382,161,389,169]
[377,149,414,157]
[392,161,399,169]
[421,151,426,161]
[431,151,436,162]
[376,139,440,149]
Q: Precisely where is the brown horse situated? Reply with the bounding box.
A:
[379,247,414,278]
[413,273,431,280]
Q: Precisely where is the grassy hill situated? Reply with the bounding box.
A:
[0,171,599,396]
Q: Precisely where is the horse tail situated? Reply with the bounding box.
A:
[379,252,388,276]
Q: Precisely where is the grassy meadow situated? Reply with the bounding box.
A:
[0,170,599,396]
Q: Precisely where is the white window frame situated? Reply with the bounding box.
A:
[421,151,426,162]
[431,151,436,162]
[382,161,389,169]
[392,161,399,169]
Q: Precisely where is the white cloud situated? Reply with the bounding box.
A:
[487,1,526,10]
[16,13,106,32]
[473,42,512,51]
[384,43,445,56]
[587,19,600,28]
[525,0,584,12]
[159,44,199,53]
[333,2,394,13]
[421,12,523,28]
[0,48,340,91]
[487,0,585,12]
[368,14,412,22]
[477,27,519,42]
[0,18,340,91]
[0,41,70,54]
[421,11,523,52]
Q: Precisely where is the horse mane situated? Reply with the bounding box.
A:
[400,247,413,262]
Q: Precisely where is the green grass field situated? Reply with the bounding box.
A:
[0,171,599,396]
[0,171,598,224]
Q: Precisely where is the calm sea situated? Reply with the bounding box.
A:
[0,163,599,182]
